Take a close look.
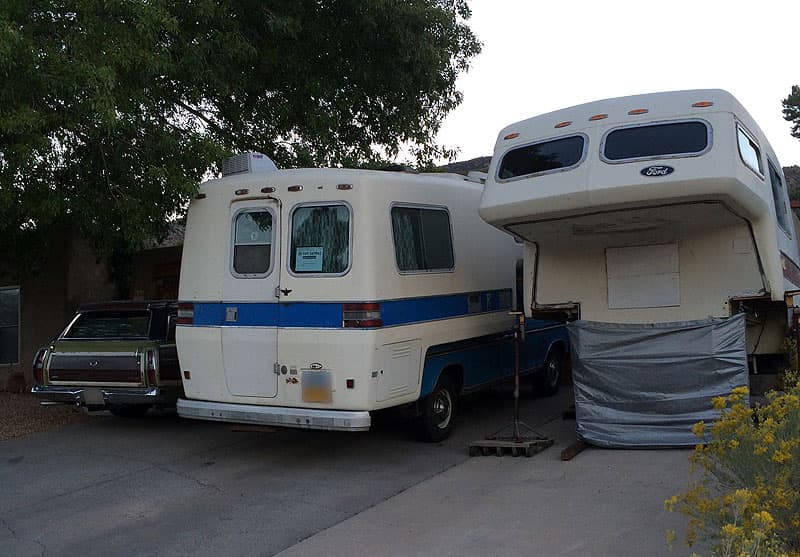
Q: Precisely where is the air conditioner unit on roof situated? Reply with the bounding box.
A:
[221,152,278,177]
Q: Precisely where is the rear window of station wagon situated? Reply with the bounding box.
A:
[498,135,585,180]
[603,120,710,161]
[65,311,151,339]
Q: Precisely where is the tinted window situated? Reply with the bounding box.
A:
[0,286,19,364]
[233,210,273,275]
[65,311,150,339]
[498,135,585,180]
[290,204,350,274]
[391,207,454,272]
[769,162,789,233]
[737,126,763,175]
[604,121,708,161]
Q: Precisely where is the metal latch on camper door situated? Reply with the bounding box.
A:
[275,286,292,297]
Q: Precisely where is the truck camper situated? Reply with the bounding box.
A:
[175,154,568,441]
[479,90,800,445]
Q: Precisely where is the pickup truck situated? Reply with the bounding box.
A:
[31,301,181,417]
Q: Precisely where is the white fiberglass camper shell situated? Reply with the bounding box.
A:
[176,158,568,440]
[480,89,800,390]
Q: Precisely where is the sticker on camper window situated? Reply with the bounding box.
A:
[295,247,324,272]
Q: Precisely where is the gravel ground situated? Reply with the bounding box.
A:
[0,393,87,441]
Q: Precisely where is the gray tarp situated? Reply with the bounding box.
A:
[567,314,748,448]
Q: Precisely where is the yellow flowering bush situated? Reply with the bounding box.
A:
[666,376,800,556]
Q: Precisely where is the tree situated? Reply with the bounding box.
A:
[784,85,800,140]
[0,0,480,289]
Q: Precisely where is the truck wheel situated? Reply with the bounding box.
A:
[533,350,562,397]
[109,405,149,418]
[418,376,457,442]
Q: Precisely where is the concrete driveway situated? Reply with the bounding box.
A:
[0,389,690,556]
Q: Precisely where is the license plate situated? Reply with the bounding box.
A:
[302,371,332,403]
[82,389,104,405]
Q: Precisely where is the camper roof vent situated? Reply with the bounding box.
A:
[222,152,278,177]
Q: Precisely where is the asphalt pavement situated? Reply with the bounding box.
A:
[1,388,690,556]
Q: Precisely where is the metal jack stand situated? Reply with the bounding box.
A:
[469,312,554,457]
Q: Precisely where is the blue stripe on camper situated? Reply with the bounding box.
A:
[187,289,512,328]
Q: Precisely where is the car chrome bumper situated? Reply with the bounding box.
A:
[177,398,371,432]
[31,385,177,407]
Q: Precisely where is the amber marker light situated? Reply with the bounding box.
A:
[692,101,714,107]
[554,121,572,128]
[234,188,249,196]
[589,114,608,121]
[503,132,520,140]
[261,186,275,194]
[628,109,649,115]
[288,185,303,192]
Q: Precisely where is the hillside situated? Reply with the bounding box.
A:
[785,165,800,200]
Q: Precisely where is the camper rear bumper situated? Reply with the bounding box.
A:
[177,398,371,432]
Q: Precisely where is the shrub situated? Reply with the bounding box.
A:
[665,379,800,556]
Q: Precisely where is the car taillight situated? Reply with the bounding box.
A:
[146,350,158,385]
[342,303,383,328]
[177,302,194,325]
[32,348,47,385]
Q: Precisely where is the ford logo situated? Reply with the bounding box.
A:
[641,165,674,177]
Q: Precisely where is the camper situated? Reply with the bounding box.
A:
[175,156,568,441]
[479,89,800,396]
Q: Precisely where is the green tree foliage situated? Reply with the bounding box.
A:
[0,1,480,283]
[784,85,800,140]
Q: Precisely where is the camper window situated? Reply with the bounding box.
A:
[737,125,764,176]
[290,204,351,275]
[233,209,274,275]
[391,206,454,273]
[497,135,585,181]
[602,120,709,162]
[768,161,790,235]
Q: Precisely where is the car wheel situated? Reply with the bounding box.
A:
[108,405,150,418]
[533,350,562,397]
[418,375,457,442]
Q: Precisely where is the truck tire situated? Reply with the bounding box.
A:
[533,350,562,397]
[418,376,457,442]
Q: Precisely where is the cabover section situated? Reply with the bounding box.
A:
[479,90,800,328]
[177,167,546,433]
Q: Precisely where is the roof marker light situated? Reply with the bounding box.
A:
[195,193,207,200]
[503,133,520,140]
[554,121,572,128]
[261,186,275,194]
[692,101,714,107]
[628,109,649,115]
[337,184,353,190]
[234,188,249,196]
[288,185,303,192]
[589,114,608,121]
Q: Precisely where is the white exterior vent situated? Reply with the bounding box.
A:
[221,152,278,177]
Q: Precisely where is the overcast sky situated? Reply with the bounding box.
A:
[435,0,800,167]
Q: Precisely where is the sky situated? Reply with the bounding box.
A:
[435,0,800,168]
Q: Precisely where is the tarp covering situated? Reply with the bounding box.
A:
[567,314,748,448]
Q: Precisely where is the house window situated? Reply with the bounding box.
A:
[0,286,20,365]
[232,209,274,276]
[391,206,455,272]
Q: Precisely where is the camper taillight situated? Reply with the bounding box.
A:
[342,303,383,328]
[177,303,194,325]
[145,350,157,385]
